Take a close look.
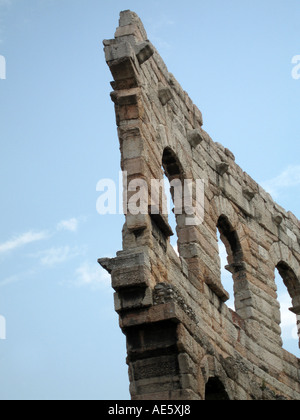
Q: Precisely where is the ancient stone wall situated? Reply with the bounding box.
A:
[100,10,300,400]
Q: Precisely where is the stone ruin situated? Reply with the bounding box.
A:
[99,10,300,400]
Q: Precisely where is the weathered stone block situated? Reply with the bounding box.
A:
[187,129,204,148]
[158,83,173,106]
[105,41,135,63]
[135,41,155,64]
[112,265,151,291]
[217,162,229,175]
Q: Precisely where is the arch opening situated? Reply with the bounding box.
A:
[162,172,179,255]
[275,262,300,352]
[162,147,184,181]
[217,215,245,312]
[161,148,185,256]
[205,377,230,401]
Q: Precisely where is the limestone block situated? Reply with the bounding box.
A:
[135,41,155,64]
[105,41,135,63]
[158,83,173,106]
[217,162,229,176]
[115,286,153,313]
[115,25,137,39]
[126,213,149,232]
[178,353,195,375]
[112,264,151,291]
[225,148,235,161]
[274,214,284,226]
[187,129,204,148]
[243,188,256,202]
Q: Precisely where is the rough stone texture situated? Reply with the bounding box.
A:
[100,10,300,400]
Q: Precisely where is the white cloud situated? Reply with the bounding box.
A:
[0,274,19,288]
[37,246,81,267]
[261,165,300,198]
[57,218,79,233]
[0,231,48,254]
[75,262,111,290]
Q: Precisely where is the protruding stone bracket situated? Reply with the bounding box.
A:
[104,39,154,66]
[149,205,174,237]
[135,41,155,64]
[273,214,284,226]
[98,257,114,274]
[225,262,246,274]
[243,189,256,202]
[187,129,204,148]
[158,83,173,106]
[205,276,230,303]
[110,88,140,105]
[217,162,229,176]
[289,305,300,315]
[153,283,198,323]
[114,287,153,313]
[104,40,135,64]
[127,213,148,233]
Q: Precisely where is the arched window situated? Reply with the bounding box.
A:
[162,172,179,254]
[161,148,184,255]
[217,230,235,310]
[162,147,183,182]
[275,262,300,352]
[205,377,230,400]
[217,215,245,312]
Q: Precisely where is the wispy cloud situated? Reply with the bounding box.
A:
[0,231,49,254]
[57,218,79,233]
[261,165,300,198]
[0,268,38,288]
[146,15,175,51]
[75,262,111,290]
[0,216,82,256]
[36,246,82,267]
[0,274,19,288]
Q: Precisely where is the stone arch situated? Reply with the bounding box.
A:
[276,262,300,309]
[269,242,300,277]
[161,146,198,256]
[211,196,254,317]
[269,242,300,348]
[200,355,233,401]
[205,377,230,400]
[161,147,183,254]
[211,196,252,263]
[217,214,244,269]
[157,124,194,181]
[162,147,184,182]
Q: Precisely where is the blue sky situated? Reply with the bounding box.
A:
[0,0,299,400]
